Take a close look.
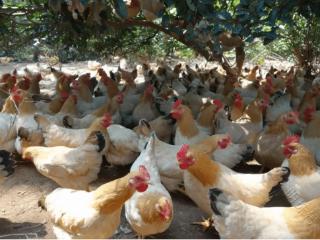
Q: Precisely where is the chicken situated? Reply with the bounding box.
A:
[133,120,184,192]
[281,135,320,206]
[246,65,259,81]
[265,93,292,124]
[196,100,223,135]
[22,131,106,190]
[132,84,160,126]
[34,113,112,149]
[135,121,254,191]
[171,99,209,145]
[71,79,106,115]
[35,91,69,114]
[1,98,17,114]
[208,188,320,239]
[232,79,259,105]
[177,144,290,215]
[214,96,268,144]
[298,85,319,120]
[255,111,300,169]
[23,68,42,95]
[42,166,150,239]
[106,124,142,166]
[51,67,77,95]
[96,68,119,100]
[125,134,173,237]
[15,127,44,154]
[0,81,10,100]
[57,94,78,117]
[229,93,245,121]
[119,83,141,127]
[134,117,175,144]
[67,92,124,129]
[1,86,22,114]
[182,86,203,117]
[15,91,38,133]
[1,71,17,90]
[300,109,320,164]
[0,112,18,152]
[0,150,15,184]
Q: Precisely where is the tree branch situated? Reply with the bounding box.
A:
[102,18,222,62]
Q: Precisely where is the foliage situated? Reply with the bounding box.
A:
[1,0,320,74]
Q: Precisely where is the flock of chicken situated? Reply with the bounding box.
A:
[0,61,320,239]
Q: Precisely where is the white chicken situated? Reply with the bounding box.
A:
[209,188,320,239]
[281,135,320,206]
[125,133,173,238]
[106,124,142,166]
[177,144,290,215]
[34,113,112,148]
[171,99,209,145]
[42,166,150,239]
[22,131,106,190]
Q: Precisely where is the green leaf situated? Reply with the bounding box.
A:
[186,0,196,11]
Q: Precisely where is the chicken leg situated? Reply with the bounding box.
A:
[192,217,214,231]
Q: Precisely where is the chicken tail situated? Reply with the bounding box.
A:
[209,188,224,216]
[0,150,15,178]
[34,114,50,128]
[85,131,106,152]
[62,115,73,128]
[240,144,255,162]
[18,127,30,140]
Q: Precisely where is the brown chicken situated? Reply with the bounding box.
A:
[255,111,300,169]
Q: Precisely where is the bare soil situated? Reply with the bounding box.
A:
[0,162,290,239]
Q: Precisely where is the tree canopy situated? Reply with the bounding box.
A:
[1,0,319,76]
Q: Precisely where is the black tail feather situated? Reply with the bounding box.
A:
[96,131,106,153]
[209,188,223,216]
[0,150,15,177]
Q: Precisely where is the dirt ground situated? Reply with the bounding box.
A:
[0,60,292,239]
[0,162,290,239]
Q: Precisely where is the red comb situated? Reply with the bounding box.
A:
[11,86,18,93]
[304,106,316,114]
[60,91,69,99]
[218,135,232,149]
[212,99,223,109]
[101,113,112,128]
[116,92,124,104]
[303,106,316,123]
[139,165,150,181]
[234,94,243,108]
[177,144,189,160]
[282,135,300,146]
[173,99,182,109]
[235,93,241,99]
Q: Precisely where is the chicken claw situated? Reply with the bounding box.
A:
[192,217,214,231]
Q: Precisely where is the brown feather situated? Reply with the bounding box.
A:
[92,173,136,214]
[187,151,220,186]
[284,197,320,238]
[177,105,199,138]
[288,143,317,176]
